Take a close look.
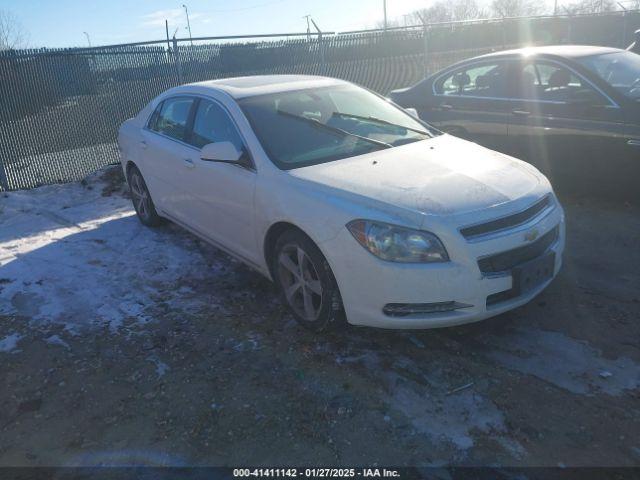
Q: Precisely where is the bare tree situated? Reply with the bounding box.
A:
[411,0,486,24]
[0,10,27,50]
[490,0,545,17]
[563,0,617,14]
[374,18,402,29]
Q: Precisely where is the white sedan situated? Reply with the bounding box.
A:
[118,75,565,331]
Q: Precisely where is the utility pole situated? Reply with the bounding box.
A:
[83,31,92,48]
[383,0,388,30]
[165,20,171,51]
[416,11,429,76]
[303,15,311,41]
[183,4,193,46]
[172,33,183,84]
[554,0,558,15]
[310,17,325,72]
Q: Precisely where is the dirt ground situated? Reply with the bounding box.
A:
[0,167,639,468]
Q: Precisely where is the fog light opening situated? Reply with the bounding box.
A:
[383,301,472,317]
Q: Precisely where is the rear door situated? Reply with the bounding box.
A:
[140,96,197,220]
[623,104,640,194]
[419,60,512,151]
[506,59,630,193]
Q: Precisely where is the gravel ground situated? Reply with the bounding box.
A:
[0,167,639,468]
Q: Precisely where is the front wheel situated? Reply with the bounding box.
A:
[273,230,344,332]
[128,165,164,227]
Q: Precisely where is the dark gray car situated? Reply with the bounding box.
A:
[389,46,640,197]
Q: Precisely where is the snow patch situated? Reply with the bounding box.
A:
[45,334,70,349]
[0,167,226,334]
[147,355,169,378]
[484,327,640,396]
[338,350,524,457]
[0,333,22,353]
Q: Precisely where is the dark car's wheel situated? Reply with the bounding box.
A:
[128,165,164,227]
[273,229,344,332]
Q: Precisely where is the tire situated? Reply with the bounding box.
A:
[272,229,344,332]
[127,165,164,227]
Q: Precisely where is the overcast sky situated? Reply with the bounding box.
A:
[0,0,444,48]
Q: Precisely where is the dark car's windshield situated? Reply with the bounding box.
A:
[577,51,640,101]
[238,84,437,170]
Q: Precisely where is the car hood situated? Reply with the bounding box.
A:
[288,134,544,217]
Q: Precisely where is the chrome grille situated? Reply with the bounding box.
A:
[461,196,552,240]
[478,225,560,274]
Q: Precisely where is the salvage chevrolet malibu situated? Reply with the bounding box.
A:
[118,75,565,331]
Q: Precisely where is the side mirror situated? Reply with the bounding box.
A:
[405,107,419,119]
[200,142,242,163]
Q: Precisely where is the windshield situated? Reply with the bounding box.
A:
[577,51,640,101]
[238,84,437,169]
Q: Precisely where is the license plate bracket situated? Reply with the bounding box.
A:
[512,252,555,295]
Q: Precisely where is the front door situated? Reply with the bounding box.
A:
[180,98,259,265]
[506,59,630,194]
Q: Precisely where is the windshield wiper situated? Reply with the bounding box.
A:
[331,112,429,136]
[276,110,392,149]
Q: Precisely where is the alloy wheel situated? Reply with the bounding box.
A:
[130,171,150,221]
[277,244,323,322]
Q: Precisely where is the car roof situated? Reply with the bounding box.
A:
[473,45,623,61]
[185,75,348,99]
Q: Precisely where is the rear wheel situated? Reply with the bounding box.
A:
[273,230,344,332]
[128,165,163,227]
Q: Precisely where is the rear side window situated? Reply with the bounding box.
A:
[147,102,163,130]
[190,99,244,151]
[150,97,194,141]
[436,62,508,98]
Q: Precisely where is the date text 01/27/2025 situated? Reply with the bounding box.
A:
[232,468,401,478]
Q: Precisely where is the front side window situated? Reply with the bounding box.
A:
[151,97,194,141]
[437,62,508,98]
[515,62,609,105]
[239,84,436,170]
[577,51,640,101]
[190,100,244,151]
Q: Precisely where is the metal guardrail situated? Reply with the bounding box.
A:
[0,11,638,191]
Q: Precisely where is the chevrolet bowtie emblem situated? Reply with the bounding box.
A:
[524,228,539,242]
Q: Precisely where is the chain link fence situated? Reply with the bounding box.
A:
[1,11,638,191]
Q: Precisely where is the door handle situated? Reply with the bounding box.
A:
[512,110,531,117]
[439,103,454,111]
[140,140,148,149]
[627,139,640,148]
[183,158,195,169]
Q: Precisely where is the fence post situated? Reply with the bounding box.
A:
[502,17,507,48]
[318,31,326,75]
[423,24,429,78]
[172,36,184,85]
[0,160,8,191]
[415,12,429,78]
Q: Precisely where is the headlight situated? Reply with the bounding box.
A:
[346,220,449,263]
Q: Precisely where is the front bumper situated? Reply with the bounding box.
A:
[320,201,565,329]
